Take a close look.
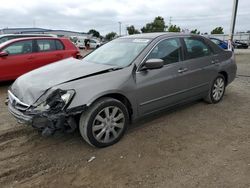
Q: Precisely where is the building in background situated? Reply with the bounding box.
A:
[0,27,89,38]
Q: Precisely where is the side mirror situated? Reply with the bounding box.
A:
[142,59,164,70]
[0,51,8,57]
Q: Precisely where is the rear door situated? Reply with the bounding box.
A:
[31,39,65,69]
[0,39,34,80]
[180,37,218,96]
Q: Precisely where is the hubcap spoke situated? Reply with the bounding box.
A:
[111,128,118,137]
[104,107,110,118]
[96,115,105,123]
[93,124,104,131]
[111,107,119,118]
[96,128,106,140]
[113,113,124,122]
[113,122,124,129]
[104,130,110,142]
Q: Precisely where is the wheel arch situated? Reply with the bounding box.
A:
[218,71,228,85]
[89,93,133,121]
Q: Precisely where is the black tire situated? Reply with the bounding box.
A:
[79,97,129,148]
[204,74,226,104]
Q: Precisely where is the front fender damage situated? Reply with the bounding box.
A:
[30,105,87,136]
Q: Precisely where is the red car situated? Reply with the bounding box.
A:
[0,37,80,81]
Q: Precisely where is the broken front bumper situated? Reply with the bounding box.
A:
[7,97,87,135]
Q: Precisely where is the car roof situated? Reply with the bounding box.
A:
[0,37,64,49]
[120,32,198,39]
[0,33,55,38]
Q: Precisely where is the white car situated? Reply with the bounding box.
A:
[89,39,101,49]
[76,38,101,49]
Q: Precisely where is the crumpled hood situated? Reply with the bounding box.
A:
[11,57,115,105]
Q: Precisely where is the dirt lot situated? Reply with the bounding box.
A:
[0,53,250,188]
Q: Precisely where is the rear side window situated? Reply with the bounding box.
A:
[184,38,212,59]
[55,40,64,50]
[3,40,33,55]
[37,39,56,52]
[147,38,182,65]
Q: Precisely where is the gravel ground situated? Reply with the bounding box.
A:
[0,53,250,188]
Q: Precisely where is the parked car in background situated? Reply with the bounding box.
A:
[75,38,86,49]
[7,33,236,147]
[0,37,80,81]
[76,38,101,49]
[89,39,101,49]
[209,37,229,50]
[234,40,249,49]
[0,34,56,44]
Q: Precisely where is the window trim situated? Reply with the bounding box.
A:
[137,37,184,72]
[55,39,65,50]
[181,36,214,60]
[2,39,34,56]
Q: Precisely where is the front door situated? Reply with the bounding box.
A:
[135,38,190,116]
[0,39,34,80]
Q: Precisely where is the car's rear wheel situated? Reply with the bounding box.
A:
[205,74,226,104]
[79,97,129,147]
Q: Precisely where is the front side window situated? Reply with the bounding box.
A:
[37,39,56,52]
[184,38,212,59]
[3,40,33,55]
[147,38,182,65]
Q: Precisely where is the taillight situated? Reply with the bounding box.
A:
[75,52,82,59]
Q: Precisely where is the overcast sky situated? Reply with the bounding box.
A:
[0,0,249,35]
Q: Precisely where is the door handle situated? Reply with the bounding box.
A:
[211,59,219,64]
[27,56,35,60]
[178,68,188,73]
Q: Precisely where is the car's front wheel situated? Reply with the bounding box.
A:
[205,74,226,104]
[79,97,129,147]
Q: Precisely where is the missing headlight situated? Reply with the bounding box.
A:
[45,89,75,112]
[33,89,75,113]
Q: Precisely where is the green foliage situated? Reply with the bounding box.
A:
[105,32,117,40]
[127,25,140,35]
[141,16,166,33]
[190,29,200,34]
[88,29,100,38]
[168,25,181,32]
[211,27,224,34]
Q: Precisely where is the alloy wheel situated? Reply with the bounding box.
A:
[212,77,225,101]
[92,106,125,143]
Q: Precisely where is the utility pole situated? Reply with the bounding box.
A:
[169,16,172,27]
[229,0,239,41]
[33,19,36,28]
[118,22,122,36]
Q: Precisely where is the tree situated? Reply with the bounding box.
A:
[190,29,200,34]
[105,32,117,40]
[211,27,224,34]
[88,29,100,38]
[127,25,140,35]
[168,25,181,32]
[141,16,166,33]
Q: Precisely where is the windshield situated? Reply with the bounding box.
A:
[0,37,11,44]
[83,38,150,67]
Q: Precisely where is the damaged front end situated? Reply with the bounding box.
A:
[7,89,86,136]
